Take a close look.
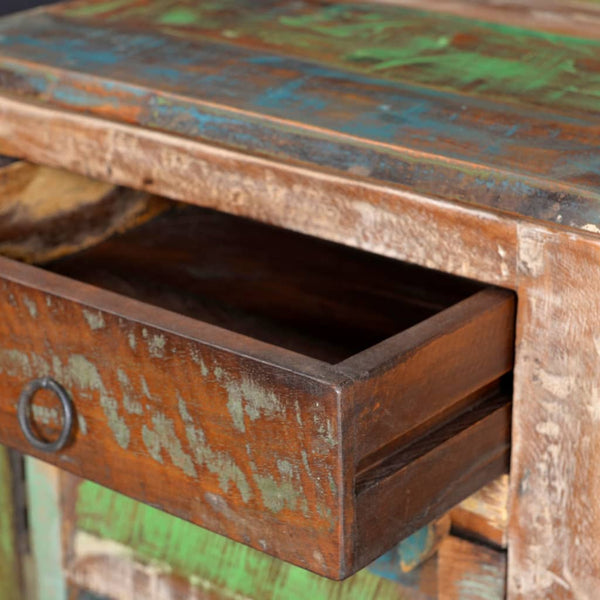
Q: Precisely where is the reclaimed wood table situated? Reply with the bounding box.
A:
[0,0,598,598]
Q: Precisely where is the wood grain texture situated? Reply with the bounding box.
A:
[0,2,598,595]
[60,472,503,599]
[450,475,509,548]
[0,160,168,264]
[438,536,506,600]
[0,1,597,230]
[396,515,451,574]
[0,94,521,288]
[341,288,515,463]
[355,399,510,569]
[508,229,600,598]
[0,257,347,577]
[46,204,484,364]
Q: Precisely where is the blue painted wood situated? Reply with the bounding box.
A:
[0,3,596,229]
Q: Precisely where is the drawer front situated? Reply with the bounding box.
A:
[0,260,345,577]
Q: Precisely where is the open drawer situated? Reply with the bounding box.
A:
[0,161,514,579]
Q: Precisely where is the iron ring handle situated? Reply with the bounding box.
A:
[17,376,74,453]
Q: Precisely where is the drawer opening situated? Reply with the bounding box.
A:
[0,159,514,579]
[34,203,486,365]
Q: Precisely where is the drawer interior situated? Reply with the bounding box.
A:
[41,203,485,364]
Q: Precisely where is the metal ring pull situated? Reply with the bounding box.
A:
[17,376,74,453]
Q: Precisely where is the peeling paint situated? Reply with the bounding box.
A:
[190,348,208,377]
[63,354,130,449]
[77,413,88,435]
[83,309,105,331]
[253,472,303,514]
[142,410,196,478]
[30,353,50,375]
[178,395,250,501]
[23,295,38,319]
[224,380,246,432]
[128,332,137,351]
[243,378,282,421]
[32,404,60,426]
[117,368,143,415]
[327,471,338,496]
[582,223,600,234]
[224,375,284,433]
[63,354,104,393]
[148,333,166,358]
[0,348,32,378]
[314,415,337,448]
[517,225,546,277]
[294,399,303,427]
[140,375,152,400]
[100,395,131,449]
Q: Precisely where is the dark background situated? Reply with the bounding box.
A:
[1,1,57,16]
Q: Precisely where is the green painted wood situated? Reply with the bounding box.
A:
[0,1,598,230]
[52,0,600,117]
[26,457,67,600]
[75,480,428,599]
[0,446,22,600]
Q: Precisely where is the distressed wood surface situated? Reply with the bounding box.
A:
[450,475,509,548]
[0,256,347,578]
[0,160,168,264]
[0,1,598,597]
[2,93,599,595]
[59,473,504,599]
[0,1,597,230]
[438,536,506,600]
[26,457,68,600]
[0,201,513,579]
[46,203,485,363]
[508,230,600,598]
[62,475,437,600]
[0,446,23,600]
[371,0,600,39]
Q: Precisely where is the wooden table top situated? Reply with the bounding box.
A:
[0,0,598,232]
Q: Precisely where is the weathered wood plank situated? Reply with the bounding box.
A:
[450,475,509,548]
[0,160,168,264]
[370,0,600,39]
[26,457,67,600]
[0,446,23,600]
[0,2,598,230]
[509,229,600,598]
[355,400,510,569]
[64,476,434,600]
[41,0,600,116]
[0,95,521,287]
[438,536,506,600]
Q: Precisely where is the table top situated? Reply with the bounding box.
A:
[0,0,598,232]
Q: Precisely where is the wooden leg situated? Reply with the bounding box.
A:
[509,227,600,598]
